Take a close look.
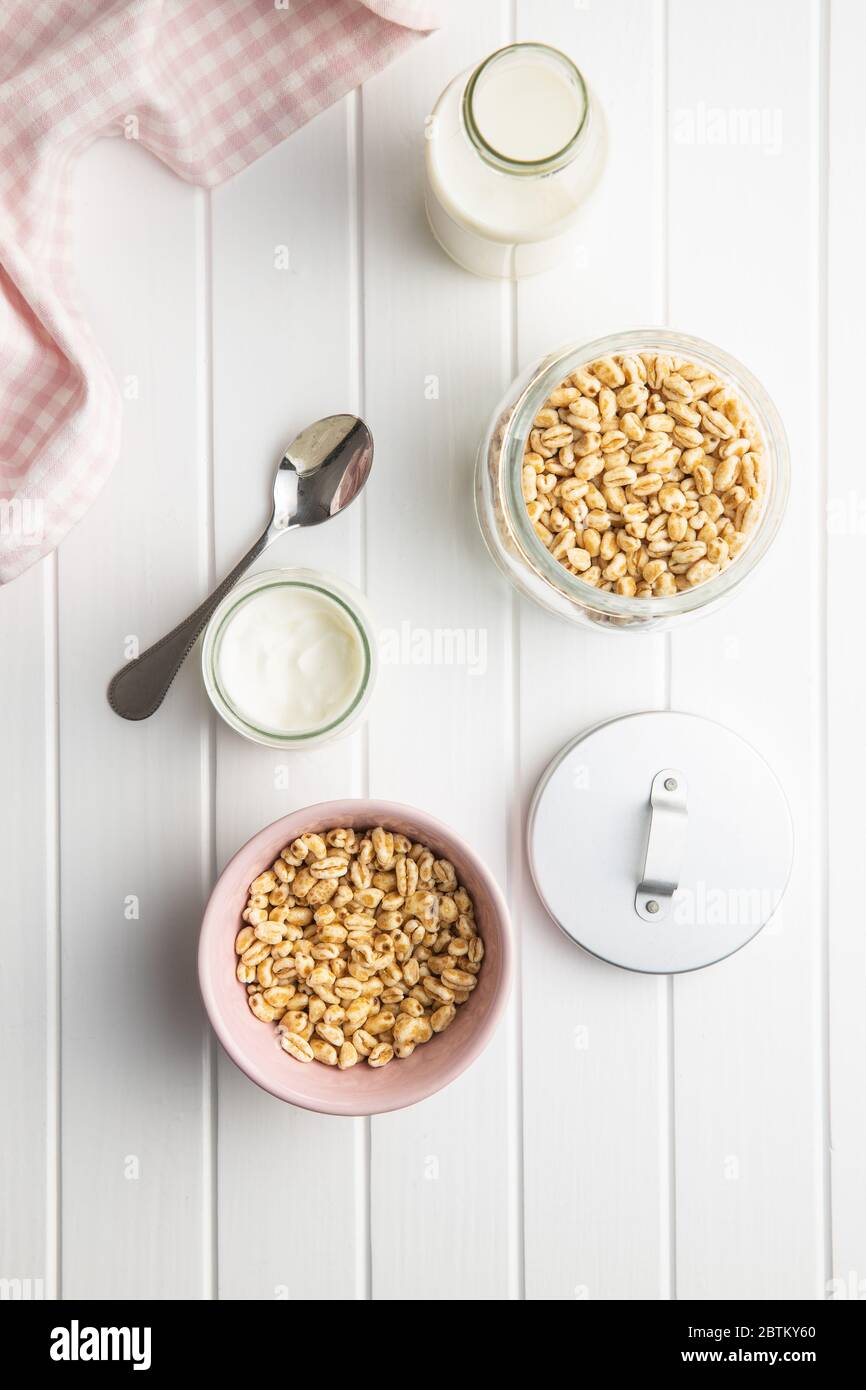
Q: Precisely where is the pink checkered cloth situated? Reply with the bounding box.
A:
[0,0,439,583]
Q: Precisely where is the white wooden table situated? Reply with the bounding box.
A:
[1,0,862,1302]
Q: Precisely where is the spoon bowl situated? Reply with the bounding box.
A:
[270,415,373,535]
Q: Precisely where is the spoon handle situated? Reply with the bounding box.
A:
[107,529,270,721]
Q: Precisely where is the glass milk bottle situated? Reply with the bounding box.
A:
[424,42,606,279]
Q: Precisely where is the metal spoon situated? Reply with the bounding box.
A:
[107,414,373,721]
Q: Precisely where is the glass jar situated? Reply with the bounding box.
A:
[202,568,377,748]
[475,329,790,631]
[424,42,606,279]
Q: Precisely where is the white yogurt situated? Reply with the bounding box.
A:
[216,582,365,735]
[424,43,606,279]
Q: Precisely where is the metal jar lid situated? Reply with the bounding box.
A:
[527,711,794,974]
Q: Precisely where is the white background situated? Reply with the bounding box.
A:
[1,0,863,1301]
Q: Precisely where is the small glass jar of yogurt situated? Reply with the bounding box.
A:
[424,42,606,279]
[202,568,376,748]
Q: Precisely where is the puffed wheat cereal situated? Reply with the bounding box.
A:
[235,828,483,1069]
[522,350,767,596]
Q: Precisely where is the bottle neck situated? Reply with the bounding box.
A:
[462,42,590,178]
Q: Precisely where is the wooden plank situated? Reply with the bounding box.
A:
[515,0,671,1301]
[667,0,825,1299]
[0,557,56,1300]
[826,0,866,1300]
[58,140,210,1299]
[362,2,520,1300]
[210,104,368,1301]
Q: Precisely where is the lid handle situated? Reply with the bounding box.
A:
[635,769,688,922]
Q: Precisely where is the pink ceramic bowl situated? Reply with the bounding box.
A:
[198,799,513,1116]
